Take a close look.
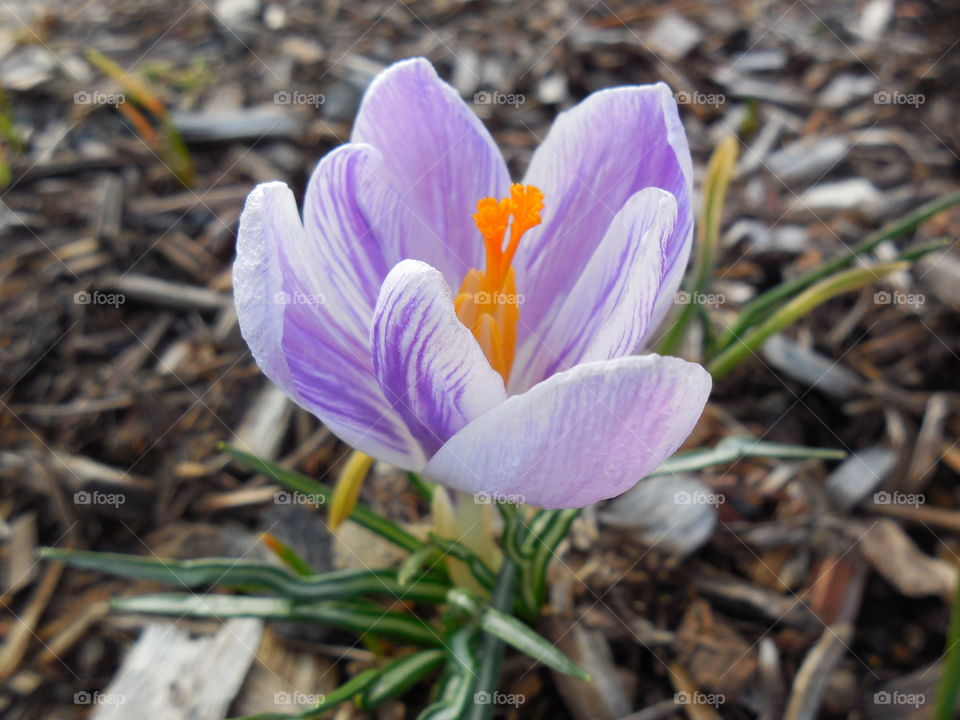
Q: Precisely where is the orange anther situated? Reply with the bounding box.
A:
[458,185,543,383]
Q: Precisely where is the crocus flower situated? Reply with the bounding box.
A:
[234,57,711,509]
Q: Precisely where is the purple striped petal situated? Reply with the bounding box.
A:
[510,188,677,393]
[302,143,391,344]
[514,83,693,350]
[352,58,510,289]
[372,260,508,457]
[234,182,424,470]
[424,354,711,508]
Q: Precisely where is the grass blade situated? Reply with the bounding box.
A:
[220,444,425,554]
[260,533,313,576]
[707,261,908,379]
[478,607,588,680]
[465,558,517,720]
[358,650,445,710]
[398,546,441,587]
[425,534,496,590]
[113,593,443,646]
[230,667,383,719]
[714,189,960,352]
[42,548,449,603]
[417,626,480,720]
[658,134,738,356]
[647,436,846,476]
[524,509,580,612]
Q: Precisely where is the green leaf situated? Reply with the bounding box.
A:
[260,533,314,576]
[398,545,441,587]
[897,236,952,263]
[465,558,517,720]
[229,667,383,719]
[417,626,480,720]
[445,588,483,618]
[647,436,845,476]
[523,509,580,612]
[112,593,443,646]
[358,650,445,710]
[220,444,425,554]
[707,261,908,379]
[498,504,527,567]
[658,134,739,356]
[425,534,496,590]
[159,116,196,187]
[41,548,449,604]
[408,472,436,502]
[478,607,588,680]
[519,510,558,558]
[714,189,960,353]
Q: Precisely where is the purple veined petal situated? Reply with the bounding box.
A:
[234,182,425,470]
[301,143,391,346]
[352,57,511,289]
[424,354,711,509]
[513,83,693,353]
[372,259,508,457]
[510,188,677,394]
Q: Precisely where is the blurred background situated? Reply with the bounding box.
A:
[1,0,959,718]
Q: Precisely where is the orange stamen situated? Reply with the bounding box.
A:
[457,184,543,383]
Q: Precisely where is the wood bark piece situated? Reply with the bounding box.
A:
[668,662,723,720]
[0,560,63,679]
[547,622,633,720]
[233,385,293,462]
[904,393,951,492]
[103,274,229,311]
[783,623,853,720]
[91,619,263,720]
[675,600,757,698]
[855,519,956,599]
